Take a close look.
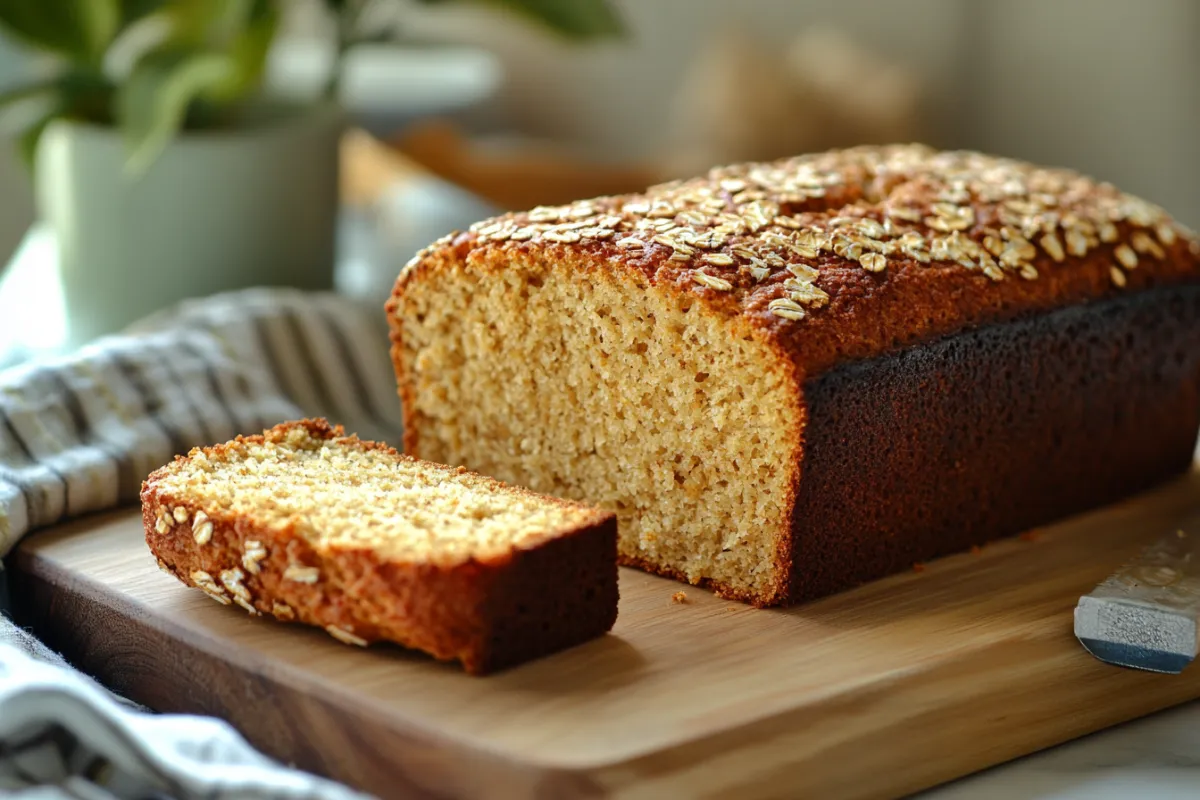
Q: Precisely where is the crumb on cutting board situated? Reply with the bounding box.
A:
[671,591,689,604]
[912,562,926,573]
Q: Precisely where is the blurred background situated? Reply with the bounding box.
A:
[0,0,1197,362]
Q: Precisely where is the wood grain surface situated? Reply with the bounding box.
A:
[12,466,1200,800]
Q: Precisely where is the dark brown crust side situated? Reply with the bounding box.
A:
[142,420,619,675]
[785,284,1200,603]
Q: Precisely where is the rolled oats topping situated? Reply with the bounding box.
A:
[242,539,268,575]
[192,510,213,545]
[283,564,320,584]
[190,570,231,605]
[326,625,369,647]
[446,145,1194,325]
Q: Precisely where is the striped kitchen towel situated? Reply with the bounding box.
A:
[0,287,400,800]
[0,288,403,555]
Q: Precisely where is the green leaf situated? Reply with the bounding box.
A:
[57,69,118,123]
[206,0,278,103]
[0,1,82,55]
[144,0,276,102]
[0,80,57,111]
[160,0,250,48]
[117,49,234,175]
[77,0,121,63]
[119,0,169,26]
[414,0,624,40]
[0,0,121,64]
[0,71,113,133]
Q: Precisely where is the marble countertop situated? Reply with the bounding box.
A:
[921,698,1200,799]
[6,219,1200,799]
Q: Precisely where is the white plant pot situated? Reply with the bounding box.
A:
[34,104,342,347]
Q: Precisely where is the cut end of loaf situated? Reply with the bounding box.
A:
[392,251,802,605]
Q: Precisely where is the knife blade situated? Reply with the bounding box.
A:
[1074,514,1200,674]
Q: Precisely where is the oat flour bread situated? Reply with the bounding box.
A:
[387,144,1200,606]
[142,419,619,674]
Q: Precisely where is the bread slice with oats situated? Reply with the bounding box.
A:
[141,419,619,675]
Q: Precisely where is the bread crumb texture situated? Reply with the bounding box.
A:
[395,255,799,602]
[149,419,601,565]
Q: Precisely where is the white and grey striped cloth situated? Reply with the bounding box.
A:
[0,288,403,800]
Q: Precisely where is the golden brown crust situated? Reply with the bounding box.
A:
[142,420,619,674]
[390,144,1200,383]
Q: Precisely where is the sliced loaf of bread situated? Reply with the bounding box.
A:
[388,144,1200,606]
[142,419,619,674]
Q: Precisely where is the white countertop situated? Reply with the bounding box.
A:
[920,699,1200,798]
[6,223,1200,799]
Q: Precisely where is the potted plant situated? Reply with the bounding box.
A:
[0,0,621,347]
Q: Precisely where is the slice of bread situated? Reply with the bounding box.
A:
[141,419,619,674]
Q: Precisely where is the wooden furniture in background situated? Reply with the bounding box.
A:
[340,128,431,209]
[390,120,656,211]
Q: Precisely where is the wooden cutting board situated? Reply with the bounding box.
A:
[12,466,1200,800]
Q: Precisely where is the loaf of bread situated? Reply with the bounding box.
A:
[142,419,618,674]
[386,144,1200,607]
